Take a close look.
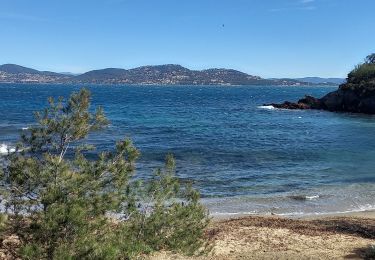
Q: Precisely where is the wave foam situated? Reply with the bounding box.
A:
[289,195,320,201]
[305,195,320,200]
[257,105,276,110]
[211,211,258,216]
[0,144,16,155]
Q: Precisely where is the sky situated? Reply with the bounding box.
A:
[0,0,374,78]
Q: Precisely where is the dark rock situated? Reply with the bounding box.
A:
[267,101,307,110]
[358,97,375,114]
[320,89,345,111]
[267,83,375,114]
[265,95,323,110]
[297,95,323,109]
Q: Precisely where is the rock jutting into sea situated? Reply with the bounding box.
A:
[267,53,375,114]
[267,86,375,114]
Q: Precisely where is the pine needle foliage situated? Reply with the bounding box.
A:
[347,53,375,84]
[0,88,210,259]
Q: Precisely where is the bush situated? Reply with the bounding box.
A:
[347,63,375,84]
[365,53,375,64]
[0,88,210,259]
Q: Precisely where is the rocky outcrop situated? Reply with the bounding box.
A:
[267,81,375,114]
[268,54,375,114]
[268,95,322,110]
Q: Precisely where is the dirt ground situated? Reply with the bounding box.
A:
[150,215,375,260]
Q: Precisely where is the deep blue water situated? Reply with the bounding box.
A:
[1,84,374,216]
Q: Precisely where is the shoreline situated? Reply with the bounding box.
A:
[300,209,375,220]
[211,209,375,221]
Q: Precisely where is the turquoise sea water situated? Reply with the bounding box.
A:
[1,84,374,216]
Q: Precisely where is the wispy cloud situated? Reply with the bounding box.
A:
[301,5,317,10]
[0,12,46,22]
[269,8,288,12]
[300,0,315,4]
[269,0,317,12]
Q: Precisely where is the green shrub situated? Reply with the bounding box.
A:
[365,53,375,64]
[347,63,375,84]
[0,88,210,259]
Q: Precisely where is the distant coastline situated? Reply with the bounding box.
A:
[0,63,342,86]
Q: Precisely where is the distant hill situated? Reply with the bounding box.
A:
[0,64,40,74]
[0,64,64,76]
[294,77,345,85]
[64,64,307,86]
[0,63,313,86]
[72,68,127,83]
[0,64,71,83]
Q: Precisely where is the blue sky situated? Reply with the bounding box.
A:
[0,0,374,78]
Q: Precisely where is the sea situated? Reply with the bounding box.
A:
[1,83,374,217]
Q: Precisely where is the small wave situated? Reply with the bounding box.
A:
[305,195,319,200]
[276,212,306,216]
[257,105,276,110]
[22,127,29,130]
[0,144,16,155]
[211,211,258,216]
[356,204,375,212]
[289,195,320,201]
[277,206,375,217]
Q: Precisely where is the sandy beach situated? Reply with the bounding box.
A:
[150,211,375,260]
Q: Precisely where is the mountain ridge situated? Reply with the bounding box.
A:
[0,64,71,83]
[0,63,335,86]
[294,77,345,85]
[0,64,64,76]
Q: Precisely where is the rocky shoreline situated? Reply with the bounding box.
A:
[267,82,375,114]
[268,54,375,114]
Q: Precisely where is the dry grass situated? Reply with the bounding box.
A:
[150,215,375,260]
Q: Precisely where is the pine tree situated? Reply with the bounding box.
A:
[0,88,210,259]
